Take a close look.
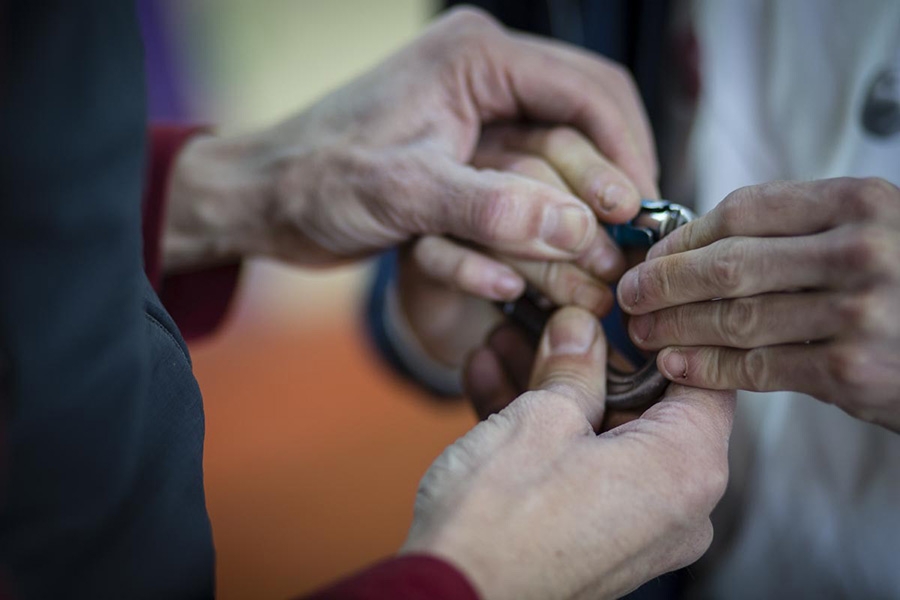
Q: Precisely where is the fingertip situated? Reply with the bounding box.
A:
[657,348,688,381]
[596,182,642,223]
[492,268,526,300]
[530,306,608,427]
[456,255,524,301]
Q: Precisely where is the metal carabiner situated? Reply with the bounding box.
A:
[498,199,696,411]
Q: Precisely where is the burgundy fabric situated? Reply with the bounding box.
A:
[142,124,241,340]
[303,555,480,600]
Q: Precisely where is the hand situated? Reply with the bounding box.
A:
[396,123,645,367]
[161,7,655,275]
[402,307,735,600]
[618,177,900,432]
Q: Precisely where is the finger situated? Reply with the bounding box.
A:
[412,235,525,301]
[430,160,598,260]
[511,36,659,195]
[618,227,896,315]
[529,307,608,428]
[628,292,844,351]
[648,178,900,260]
[483,125,643,221]
[426,9,657,195]
[472,145,627,280]
[487,323,535,392]
[471,146,568,191]
[655,343,836,400]
[661,343,900,429]
[490,31,656,196]
[411,233,616,314]
[464,346,520,420]
[412,231,617,316]
[507,259,615,315]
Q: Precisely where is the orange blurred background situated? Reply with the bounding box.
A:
[143,2,478,598]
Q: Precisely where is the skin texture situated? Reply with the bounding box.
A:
[162,7,654,277]
[402,307,735,600]
[618,177,900,433]
[157,9,739,596]
[396,123,654,364]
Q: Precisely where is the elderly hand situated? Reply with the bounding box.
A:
[396,122,647,368]
[162,7,654,277]
[619,177,900,432]
[402,307,735,600]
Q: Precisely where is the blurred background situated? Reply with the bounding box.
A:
[138,1,478,598]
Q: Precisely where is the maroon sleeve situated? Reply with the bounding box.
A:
[303,555,480,600]
[143,124,241,340]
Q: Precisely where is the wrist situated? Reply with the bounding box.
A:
[162,131,276,273]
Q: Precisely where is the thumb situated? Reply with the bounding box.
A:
[529,306,608,429]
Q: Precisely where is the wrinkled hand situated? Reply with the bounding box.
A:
[163,7,654,274]
[397,123,645,367]
[402,307,735,600]
[619,177,900,432]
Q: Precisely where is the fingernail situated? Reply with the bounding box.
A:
[573,282,608,314]
[630,313,654,344]
[548,310,597,356]
[541,205,593,253]
[492,271,523,299]
[599,184,634,214]
[617,267,640,311]
[660,349,688,379]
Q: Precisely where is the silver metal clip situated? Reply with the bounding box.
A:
[498,199,696,412]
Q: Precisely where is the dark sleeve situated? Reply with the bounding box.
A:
[143,124,241,340]
[303,555,479,600]
[0,3,213,598]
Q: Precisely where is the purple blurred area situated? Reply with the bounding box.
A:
[138,0,191,120]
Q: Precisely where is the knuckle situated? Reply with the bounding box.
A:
[845,177,899,219]
[473,187,516,241]
[718,299,760,348]
[538,262,578,297]
[427,7,502,65]
[717,188,753,235]
[736,348,770,390]
[442,6,500,34]
[709,240,746,296]
[538,261,563,289]
[640,261,674,306]
[825,344,866,390]
[837,226,893,276]
[836,293,884,336]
